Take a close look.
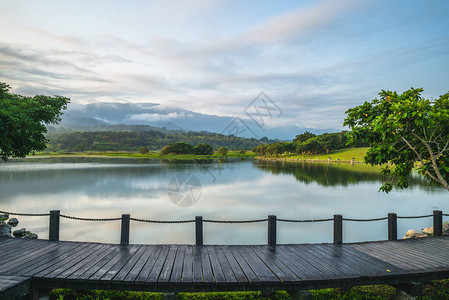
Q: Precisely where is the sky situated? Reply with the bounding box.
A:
[1,0,448,132]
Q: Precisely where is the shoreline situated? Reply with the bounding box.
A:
[255,156,365,164]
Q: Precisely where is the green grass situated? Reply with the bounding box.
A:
[33,150,256,160]
[48,280,449,300]
[268,147,369,162]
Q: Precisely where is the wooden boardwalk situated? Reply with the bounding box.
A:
[1,237,449,296]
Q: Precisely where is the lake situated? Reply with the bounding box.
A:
[0,157,447,245]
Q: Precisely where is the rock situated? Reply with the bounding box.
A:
[0,214,8,221]
[13,228,26,238]
[444,223,449,235]
[7,218,18,227]
[403,229,428,239]
[422,226,433,235]
[0,221,12,237]
[23,233,38,239]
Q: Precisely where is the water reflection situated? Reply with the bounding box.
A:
[255,160,441,191]
[0,157,447,245]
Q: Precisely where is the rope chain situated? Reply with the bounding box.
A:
[397,214,433,219]
[130,218,195,224]
[0,210,49,217]
[60,214,121,222]
[343,217,388,222]
[278,218,333,223]
[0,210,441,223]
[204,219,268,224]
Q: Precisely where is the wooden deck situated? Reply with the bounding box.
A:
[1,237,449,296]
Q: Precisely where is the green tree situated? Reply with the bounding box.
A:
[344,88,449,192]
[194,143,214,155]
[293,131,316,143]
[217,146,228,155]
[160,142,195,155]
[0,82,69,161]
[138,146,149,154]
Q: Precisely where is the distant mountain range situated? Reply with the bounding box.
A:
[51,102,338,140]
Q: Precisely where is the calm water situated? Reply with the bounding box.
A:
[0,157,447,244]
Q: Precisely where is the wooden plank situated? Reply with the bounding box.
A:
[207,246,226,284]
[313,244,387,277]
[158,245,179,283]
[383,240,449,268]
[145,245,170,283]
[236,246,279,283]
[124,245,157,282]
[192,246,203,283]
[134,246,162,283]
[0,241,58,271]
[351,242,433,271]
[200,246,214,283]
[338,244,405,275]
[214,246,238,283]
[78,246,123,280]
[170,245,186,283]
[229,246,259,283]
[68,245,119,280]
[9,242,77,275]
[274,245,329,281]
[111,245,149,282]
[250,246,299,283]
[39,243,102,278]
[286,244,347,279]
[98,245,142,281]
[181,246,193,283]
[58,244,114,279]
[300,244,368,278]
[0,275,30,300]
[220,246,248,284]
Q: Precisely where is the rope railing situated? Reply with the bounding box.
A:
[343,217,388,222]
[278,218,334,222]
[204,219,267,223]
[60,214,121,222]
[1,209,446,246]
[0,210,50,217]
[130,217,195,224]
[397,214,433,219]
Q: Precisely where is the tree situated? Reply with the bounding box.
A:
[160,142,195,155]
[138,146,149,154]
[0,82,69,161]
[194,143,214,155]
[217,146,228,155]
[344,88,449,192]
[293,131,316,143]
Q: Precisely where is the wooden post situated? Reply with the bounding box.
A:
[49,210,60,241]
[333,214,342,244]
[433,210,443,237]
[388,213,397,241]
[268,215,277,246]
[195,216,203,246]
[121,214,130,246]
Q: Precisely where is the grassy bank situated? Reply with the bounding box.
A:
[49,280,449,299]
[258,147,369,163]
[33,150,256,160]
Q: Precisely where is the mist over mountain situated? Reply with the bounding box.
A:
[57,102,338,140]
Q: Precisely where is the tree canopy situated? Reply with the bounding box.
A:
[0,82,69,161]
[344,88,449,192]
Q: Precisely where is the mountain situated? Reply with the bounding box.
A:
[55,102,338,140]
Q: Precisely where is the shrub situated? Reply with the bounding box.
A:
[217,147,228,155]
[139,146,149,154]
[194,143,214,155]
[160,142,195,155]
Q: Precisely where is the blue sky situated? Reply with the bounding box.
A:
[0,0,448,131]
